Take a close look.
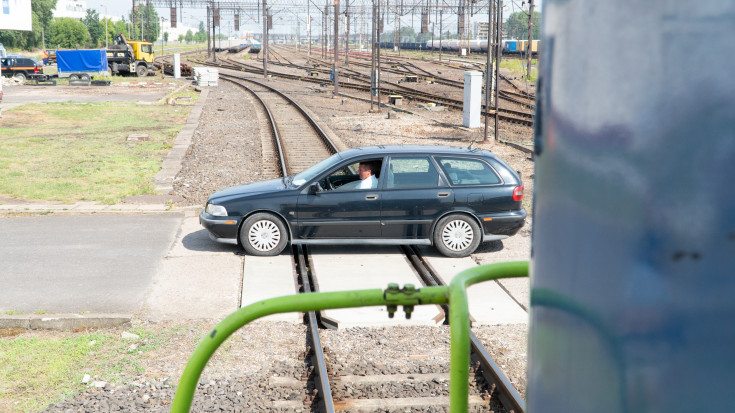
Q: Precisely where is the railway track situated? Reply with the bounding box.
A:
[195,56,534,127]
[217,72,526,411]
[218,72,337,174]
[294,245,524,413]
[156,71,528,410]
[307,52,534,110]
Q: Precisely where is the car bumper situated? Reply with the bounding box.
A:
[479,209,527,240]
[199,210,240,245]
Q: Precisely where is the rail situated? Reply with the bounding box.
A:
[403,245,527,413]
[171,260,529,412]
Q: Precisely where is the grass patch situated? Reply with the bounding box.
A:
[500,58,538,82]
[0,325,197,413]
[0,101,189,204]
[0,332,109,412]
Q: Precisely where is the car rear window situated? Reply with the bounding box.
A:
[386,156,439,189]
[436,157,502,186]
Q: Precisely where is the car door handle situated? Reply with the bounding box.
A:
[437,191,451,198]
[365,194,379,200]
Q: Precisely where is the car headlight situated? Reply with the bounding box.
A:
[205,203,228,216]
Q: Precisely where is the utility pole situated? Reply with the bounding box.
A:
[160,17,165,58]
[263,0,268,78]
[370,0,377,111]
[483,0,494,143]
[494,0,502,142]
[345,0,350,64]
[439,9,443,61]
[333,0,340,95]
[212,5,217,62]
[131,0,135,40]
[206,5,211,57]
[103,5,108,48]
[526,0,534,78]
[457,0,463,56]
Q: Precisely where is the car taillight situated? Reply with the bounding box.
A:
[34,67,39,73]
[513,185,524,201]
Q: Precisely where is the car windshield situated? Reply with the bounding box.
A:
[290,153,342,187]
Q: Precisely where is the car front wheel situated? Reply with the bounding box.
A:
[434,214,481,258]
[240,213,288,256]
[136,65,147,77]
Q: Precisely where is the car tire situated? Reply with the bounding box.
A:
[14,72,26,82]
[80,74,90,82]
[70,74,79,81]
[433,214,481,258]
[240,213,288,256]
[136,65,147,77]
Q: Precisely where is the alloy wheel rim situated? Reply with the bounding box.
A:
[441,220,473,251]
[248,220,281,251]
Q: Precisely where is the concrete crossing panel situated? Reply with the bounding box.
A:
[309,245,444,329]
[242,254,301,322]
[419,248,528,325]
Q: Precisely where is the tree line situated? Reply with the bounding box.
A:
[0,0,207,50]
[376,10,540,44]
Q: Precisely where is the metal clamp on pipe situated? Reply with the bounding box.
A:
[384,283,419,319]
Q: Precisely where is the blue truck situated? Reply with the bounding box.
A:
[56,49,108,82]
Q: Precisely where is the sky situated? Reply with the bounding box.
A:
[82,0,542,36]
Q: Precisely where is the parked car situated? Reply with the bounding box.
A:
[0,56,42,81]
[200,145,526,257]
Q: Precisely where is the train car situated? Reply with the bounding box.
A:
[503,39,519,53]
[503,39,539,56]
[379,41,429,51]
[248,41,262,54]
[529,1,735,412]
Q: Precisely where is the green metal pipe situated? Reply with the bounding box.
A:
[171,286,449,412]
[171,261,528,413]
[447,261,529,413]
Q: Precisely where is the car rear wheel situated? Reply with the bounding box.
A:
[434,214,481,258]
[14,72,26,82]
[240,213,288,256]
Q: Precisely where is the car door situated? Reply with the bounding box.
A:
[380,155,454,239]
[296,157,384,239]
[435,156,508,214]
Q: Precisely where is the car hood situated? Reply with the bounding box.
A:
[209,178,288,203]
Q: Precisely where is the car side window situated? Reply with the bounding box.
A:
[319,159,382,191]
[437,157,501,186]
[386,156,439,189]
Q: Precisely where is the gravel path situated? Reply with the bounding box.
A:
[43,61,533,412]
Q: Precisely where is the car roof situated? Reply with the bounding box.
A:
[336,144,497,160]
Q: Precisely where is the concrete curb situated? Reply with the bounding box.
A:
[0,202,199,215]
[0,314,132,331]
[155,88,210,195]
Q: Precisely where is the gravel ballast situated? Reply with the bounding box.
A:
[42,62,533,411]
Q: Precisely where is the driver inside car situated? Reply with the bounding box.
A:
[335,161,379,190]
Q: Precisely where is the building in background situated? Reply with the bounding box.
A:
[52,0,87,19]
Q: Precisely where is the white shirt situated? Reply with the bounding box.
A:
[358,174,378,189]
[337,174,378,191]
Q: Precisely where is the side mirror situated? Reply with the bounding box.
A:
[309,182,323,194]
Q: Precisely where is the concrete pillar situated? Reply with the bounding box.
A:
[462,70,482,128]
[173,53,181,79]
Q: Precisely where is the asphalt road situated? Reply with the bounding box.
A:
[0,214,183,314]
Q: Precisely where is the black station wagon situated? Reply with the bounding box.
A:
[200,145,526,257]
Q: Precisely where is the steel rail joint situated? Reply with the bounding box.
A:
[171,261,529,413]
